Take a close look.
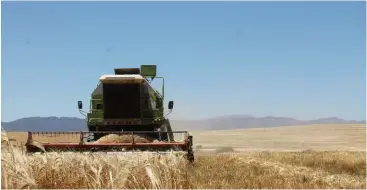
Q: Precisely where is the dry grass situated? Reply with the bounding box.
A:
[1,147,365,189]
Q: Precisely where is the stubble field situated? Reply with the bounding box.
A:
[1,124,366,189]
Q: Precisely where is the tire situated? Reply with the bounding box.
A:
[159,119,175,142]
[87,125,105,141]
[158,124,169,142]
[165,119,175,142]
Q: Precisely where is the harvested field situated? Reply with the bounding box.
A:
[191,124,366,151]
[1,147,365,189]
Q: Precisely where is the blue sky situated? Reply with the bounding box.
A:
[1,2,366,122]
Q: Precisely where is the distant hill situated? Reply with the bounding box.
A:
[170,116,365,131]
[1,116,365,132]
[1,117,88,132]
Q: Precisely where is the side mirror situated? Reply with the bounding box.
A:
[168,101,174,110]
[78,101,83,109]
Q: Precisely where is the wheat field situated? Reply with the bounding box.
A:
[1,124,366,189]
[2,147,366,189]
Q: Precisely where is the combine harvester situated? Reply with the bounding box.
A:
[25,65,195,162]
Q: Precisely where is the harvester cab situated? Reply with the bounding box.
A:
[25,65,194,162]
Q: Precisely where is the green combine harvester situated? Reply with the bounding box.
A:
[25,65,195,162]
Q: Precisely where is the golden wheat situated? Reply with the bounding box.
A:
[1,146,365,189]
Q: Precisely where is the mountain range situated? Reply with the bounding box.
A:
[1,116,365,132]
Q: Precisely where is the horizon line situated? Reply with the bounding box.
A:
[1,115,366,123]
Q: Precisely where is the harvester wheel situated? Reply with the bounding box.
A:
[88,125,109,141]
[158,119,175,142]
[187,151,195,163]
[187,135,195,163]
[158,124,169,142]
[164,119,175,142]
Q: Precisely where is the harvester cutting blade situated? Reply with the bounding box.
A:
[25,131,195,162]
